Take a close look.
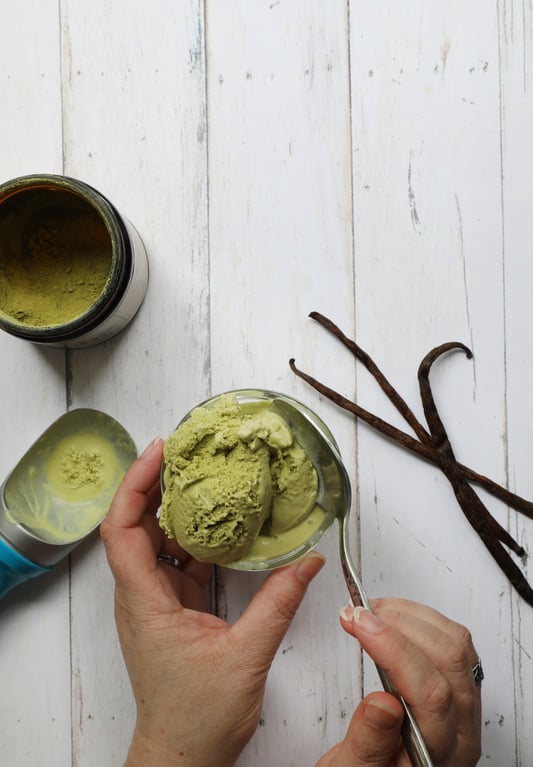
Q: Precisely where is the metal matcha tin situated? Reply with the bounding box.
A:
[0,174,149,348]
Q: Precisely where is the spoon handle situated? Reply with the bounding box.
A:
[339,520,434,767]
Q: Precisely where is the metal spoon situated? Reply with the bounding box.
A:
[270,398,434,767]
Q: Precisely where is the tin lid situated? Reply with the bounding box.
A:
[0,485,71,567]
[0,409,137,567]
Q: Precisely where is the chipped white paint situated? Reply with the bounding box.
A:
[0,1,532,765]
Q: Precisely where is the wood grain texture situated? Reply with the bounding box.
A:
[59,1,209,763]
[498,1,533,762]
[0,1,532,765]
[205,4,358,763]
[0,4,71,766]
[350,2,532,764]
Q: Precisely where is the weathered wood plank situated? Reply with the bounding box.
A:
[498,1,533,762]
[0,3,70,767]
[59,1,209,764]
[205,3,358,764]
[350,2,531,763]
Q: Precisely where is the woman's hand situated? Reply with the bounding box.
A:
[101,438,481,767]
[317,600,482,766]
[100,438,325,767]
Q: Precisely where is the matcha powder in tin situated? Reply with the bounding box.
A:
[0,174,149,349]
[0,207,111,327]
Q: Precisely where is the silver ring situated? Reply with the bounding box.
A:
[157,553,181,568]
[472,659,484,686]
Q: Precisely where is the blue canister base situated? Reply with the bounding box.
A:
[0,536,50,599]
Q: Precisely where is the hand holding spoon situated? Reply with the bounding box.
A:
[270,398,434,767]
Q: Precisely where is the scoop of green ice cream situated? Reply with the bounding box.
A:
[160,395,273,563]
[270,441,318,534]
[162,441,272,564]
[160,393,319,565]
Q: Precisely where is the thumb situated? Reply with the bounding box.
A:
[100,438,164,590]
[231,551,325,661]
[318,692,404,767]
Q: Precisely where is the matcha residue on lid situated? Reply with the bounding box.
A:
[61,446,105,488]
[3,413,137,545]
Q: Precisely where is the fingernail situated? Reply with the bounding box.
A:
[339,604,355,622]
[295,552,326,583]
[364,699,402,731]
[353,606,384,633]
[142,437,163,457]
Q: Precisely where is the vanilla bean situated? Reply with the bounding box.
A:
[290,356,526,558]
[289,358,533,523]
[309,311,431,445]
[289,358,433,458]
[418,344,533,606]
[290,314,533,606]
[301,314,533,521]
[460,467,533,519]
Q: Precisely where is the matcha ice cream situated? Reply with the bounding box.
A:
[160,394,321,565]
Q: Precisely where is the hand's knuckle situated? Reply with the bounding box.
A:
[271,591,298,623]
[346,736,389,764]
[99,519,113,545]
[445,624,476,672]
[425,675,454,719]
[453,623,475,652]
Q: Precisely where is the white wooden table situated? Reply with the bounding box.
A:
[1,2,532,765]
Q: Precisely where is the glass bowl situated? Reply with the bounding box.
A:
[161,388,347,571]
